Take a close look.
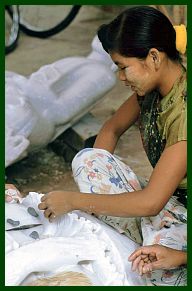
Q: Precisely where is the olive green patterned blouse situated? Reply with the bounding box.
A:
[157,70,187,189]
[138,68,187,191]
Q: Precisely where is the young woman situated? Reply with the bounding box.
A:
[38,6,187,286]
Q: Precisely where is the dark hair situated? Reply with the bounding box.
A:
[98,6,181,61]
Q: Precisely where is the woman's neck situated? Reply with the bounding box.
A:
[158,60,184,97]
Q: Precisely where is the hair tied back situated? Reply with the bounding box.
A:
[173,24,187,54]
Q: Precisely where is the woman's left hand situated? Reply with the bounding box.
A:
[38,191,75,221]
[128,244,187,275]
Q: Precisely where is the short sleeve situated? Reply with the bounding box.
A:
[165,97,187,148]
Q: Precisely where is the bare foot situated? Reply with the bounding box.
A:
[5,184,23,203]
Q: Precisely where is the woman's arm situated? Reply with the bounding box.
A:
[73,141,186,217]
[94,93,140,153]
[39,141,186,219]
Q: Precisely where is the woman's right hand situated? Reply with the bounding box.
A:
[38,190,76,221]
[128,244,187,275]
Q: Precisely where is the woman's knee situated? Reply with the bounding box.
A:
[72,148,111,171]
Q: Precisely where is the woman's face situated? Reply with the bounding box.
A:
[110,52,158,96]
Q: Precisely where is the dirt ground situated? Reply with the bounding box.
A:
[5,6,153,196]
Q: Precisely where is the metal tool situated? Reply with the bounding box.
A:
[6,223,42,231]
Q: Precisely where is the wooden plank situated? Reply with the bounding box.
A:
[50,113,102,162]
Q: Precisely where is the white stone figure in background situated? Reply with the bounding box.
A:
[5,36,117,167]
[5,192,146,286]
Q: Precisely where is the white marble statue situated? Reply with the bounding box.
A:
[5,36,117,167]
[5,192,146,286]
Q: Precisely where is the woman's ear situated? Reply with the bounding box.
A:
[148,48,161,70]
